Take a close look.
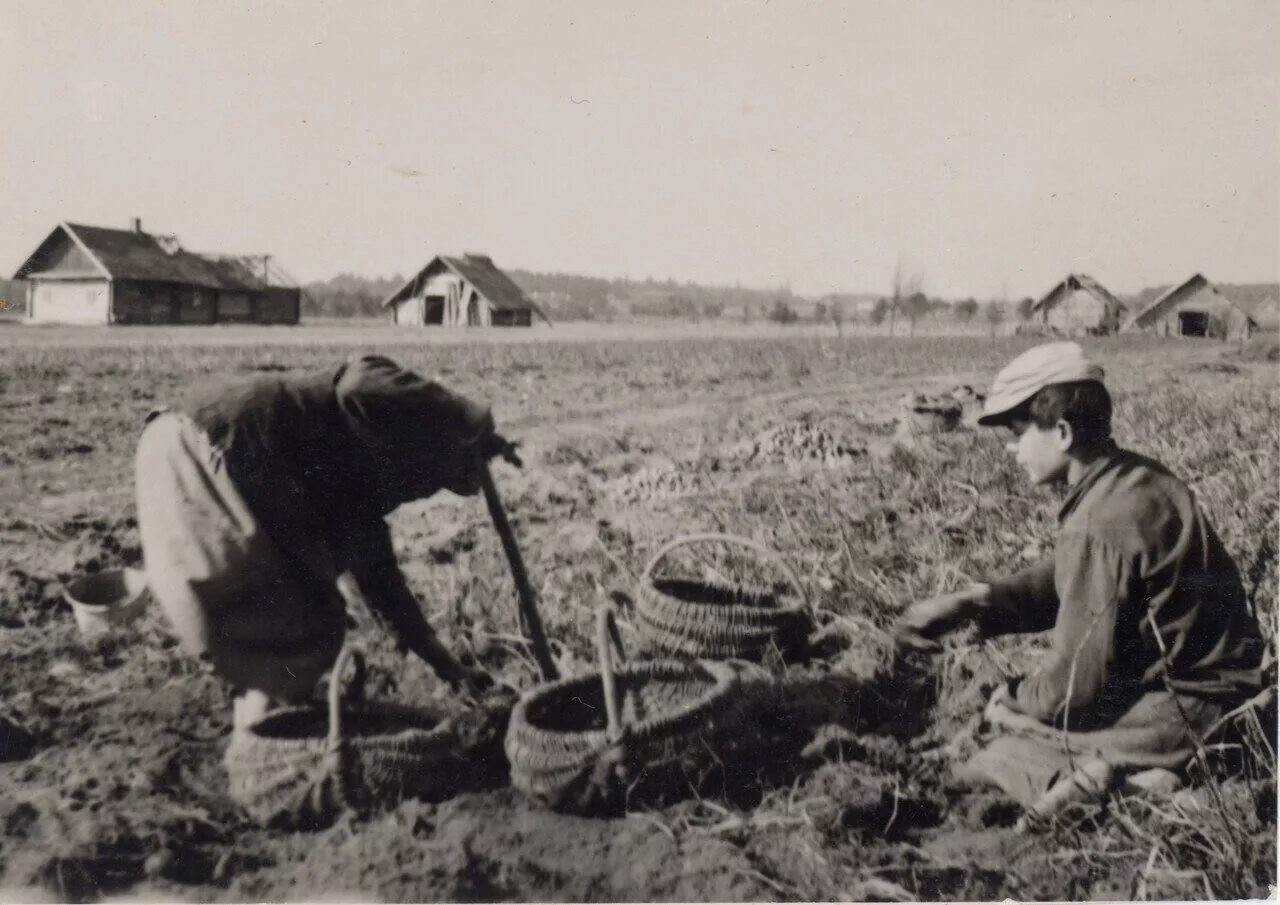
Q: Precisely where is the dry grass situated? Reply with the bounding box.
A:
[0,325,1275,901]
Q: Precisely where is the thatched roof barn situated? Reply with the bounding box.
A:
[14,220,301,325]
[383,254,550,327]
[1029,273,1127,335]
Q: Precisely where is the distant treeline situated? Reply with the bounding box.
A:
[299,269,836,321]
[300,273,406,319]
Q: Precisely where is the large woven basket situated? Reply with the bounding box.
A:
[505,604,742,815]
[224,647,459,828]
[635,533,811,661]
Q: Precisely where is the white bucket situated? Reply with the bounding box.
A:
[62,568,150,638]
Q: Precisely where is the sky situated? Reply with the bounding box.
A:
[1,0,1276,299]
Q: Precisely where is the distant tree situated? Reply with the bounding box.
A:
[985,300,1006,336]
[869,297,890,326]
[904,291,930,336]
[813,301,828,324]
[1017,296,1037,322]
[768,299,799,324]
[889,258,924,336]
[829,302,845,338]
[955,298,979,323]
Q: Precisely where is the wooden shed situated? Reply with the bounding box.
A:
[383,254,550,327]
[13,220,301,325]
[1029,274,1127,335]
[1123,274,1259,340]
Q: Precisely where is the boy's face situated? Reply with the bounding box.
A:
[1004,416,1072,486]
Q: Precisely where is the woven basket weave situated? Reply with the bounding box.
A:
[635,533,811,661]
[505,604,741,815]
[224,647,458,828]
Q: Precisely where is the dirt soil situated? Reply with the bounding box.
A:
[1,329,1275,902]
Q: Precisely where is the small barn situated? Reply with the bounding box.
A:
[1029,274,1127,335]
[383,254,550,327]
[1124,274,1259,340]
[13,220,301,325]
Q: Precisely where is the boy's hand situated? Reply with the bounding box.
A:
[894,584,990,653]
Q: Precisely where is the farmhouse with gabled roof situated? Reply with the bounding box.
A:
[13,219,301,325]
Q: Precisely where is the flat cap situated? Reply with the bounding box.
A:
[977,341,1105,426]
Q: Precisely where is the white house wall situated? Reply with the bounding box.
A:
[29,279,110,324]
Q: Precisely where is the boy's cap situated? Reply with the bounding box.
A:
[978,342,1104,426]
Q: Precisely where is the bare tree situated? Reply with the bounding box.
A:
[890,258,924,337]
[985,299,1006,337]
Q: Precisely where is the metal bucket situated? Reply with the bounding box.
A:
[62,568,149,638]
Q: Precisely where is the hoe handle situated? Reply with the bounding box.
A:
[480,464,559,682]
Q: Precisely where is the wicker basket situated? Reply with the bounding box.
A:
[635,533,811,661]
[224,647,459,828]
[505,604,742,815]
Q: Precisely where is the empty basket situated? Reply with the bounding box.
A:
[635,533,811,661]
[505,604,742,815]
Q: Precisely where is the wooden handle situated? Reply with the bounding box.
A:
[326,646,366,748]
[480,464,559,681]
[596,604,625,743]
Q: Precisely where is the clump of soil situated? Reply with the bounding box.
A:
[0,716,37,762]
[0,569,64,626]
[897,393,964,435]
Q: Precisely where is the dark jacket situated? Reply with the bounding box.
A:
[162,354,493,606]
[981,442,1264,726]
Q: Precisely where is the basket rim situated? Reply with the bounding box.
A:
[639,579,809,620]
[239,700,452,745]
[511,658,736,741]
[641,533,809,615]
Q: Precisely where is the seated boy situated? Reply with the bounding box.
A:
[136,354,506,729]
[894,342,1265,808]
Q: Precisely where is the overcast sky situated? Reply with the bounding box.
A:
[2,1,1276,298]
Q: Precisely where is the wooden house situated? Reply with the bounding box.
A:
[13,220,301,325]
